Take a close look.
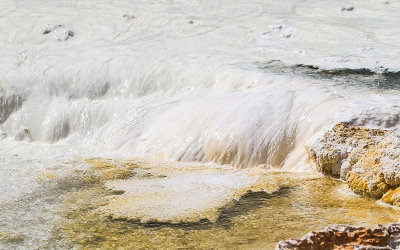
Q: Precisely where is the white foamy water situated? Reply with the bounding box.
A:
[1,0,400,247]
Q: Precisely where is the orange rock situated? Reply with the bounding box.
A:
[277,224,397,249]
[381,187,400,205]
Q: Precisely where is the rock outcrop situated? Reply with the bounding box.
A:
[276,224,400,250]
[307,123,400,201]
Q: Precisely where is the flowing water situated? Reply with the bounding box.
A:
[1,0,400,249]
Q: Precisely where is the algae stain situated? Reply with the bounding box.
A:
[50,159,400,249]
[0,231,25,244]
[37,172,57,183]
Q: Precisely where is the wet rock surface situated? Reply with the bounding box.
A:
[307,123,400,200]
[276,224,400,250]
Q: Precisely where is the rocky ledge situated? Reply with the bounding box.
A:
[307,123,400,204]
[276,224,400,250]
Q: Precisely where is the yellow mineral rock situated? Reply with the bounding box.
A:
[346,171,389,198]
[307,122,399,200]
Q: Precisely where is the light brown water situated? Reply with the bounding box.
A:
[44,163,400,250]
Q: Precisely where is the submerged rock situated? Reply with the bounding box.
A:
[276,224,400,249]
[307,123,400,199]
[82,159,324,225]
[85,159,281,224]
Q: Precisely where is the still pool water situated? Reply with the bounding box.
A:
[46,166,400,249]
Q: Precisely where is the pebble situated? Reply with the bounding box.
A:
[341,6,354,11]
[122,14,135,20]
[42,25,74,41]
